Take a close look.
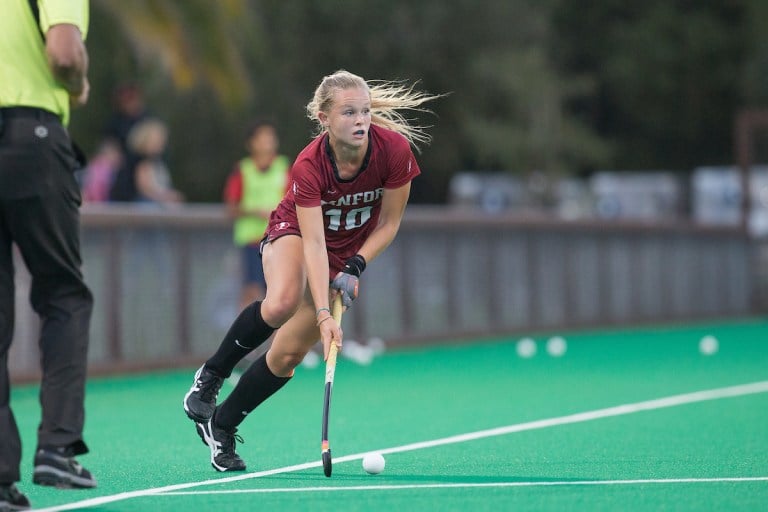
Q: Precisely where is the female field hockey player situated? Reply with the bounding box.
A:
[183,70,441,471]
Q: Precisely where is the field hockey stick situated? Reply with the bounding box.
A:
[321,294,343,477]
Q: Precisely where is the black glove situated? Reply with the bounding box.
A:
[331,255,366,308]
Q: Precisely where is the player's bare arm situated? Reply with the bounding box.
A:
[356,182,412,264]
[296,204,342,359]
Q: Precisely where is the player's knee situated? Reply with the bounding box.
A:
[268,350,305,375]
[261,295,300,326]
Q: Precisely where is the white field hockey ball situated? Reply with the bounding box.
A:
[546,336,567,357]
[362,453,386,474]
[516,338,537,358]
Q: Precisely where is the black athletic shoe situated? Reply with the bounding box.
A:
[184,365,224,422]
[32,447,97,489]
[195,419,246,472]
[0,484,30,511]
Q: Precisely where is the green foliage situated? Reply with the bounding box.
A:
[69,0,766,202]
[551,0,753,170]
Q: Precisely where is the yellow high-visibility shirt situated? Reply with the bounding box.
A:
[234,156,290,246]
[0,0,89,126]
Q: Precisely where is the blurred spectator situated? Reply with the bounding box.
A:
[80,140,123,203]
[109,118,184,205]
[223,121,290,309]
[103,82,148,158]
[84,83,148,204]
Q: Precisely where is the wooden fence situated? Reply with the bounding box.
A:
[9,204,755,381]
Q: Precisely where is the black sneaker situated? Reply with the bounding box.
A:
[195,418,246,472]
[184,365,224,422]
[32,447,97,489]
[0,484,30,511]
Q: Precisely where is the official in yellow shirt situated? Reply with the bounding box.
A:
[223,121,290,310]
[0,0,96,507]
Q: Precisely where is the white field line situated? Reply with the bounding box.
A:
[157,476,768,496]
[32,380,768,512]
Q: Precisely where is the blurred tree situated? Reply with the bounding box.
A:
[95,0,254,106]
[552,0,750,171]
[742,0,768,106]
[69,0,766,203]
[464,47,611,174]
[74,0,265,201]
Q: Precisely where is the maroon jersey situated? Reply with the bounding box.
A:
[265,124,420,274]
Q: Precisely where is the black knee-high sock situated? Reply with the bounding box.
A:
[205,301,275,377]
[215,353,291,429]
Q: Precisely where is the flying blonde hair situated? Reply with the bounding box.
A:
[306,70,442,149]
